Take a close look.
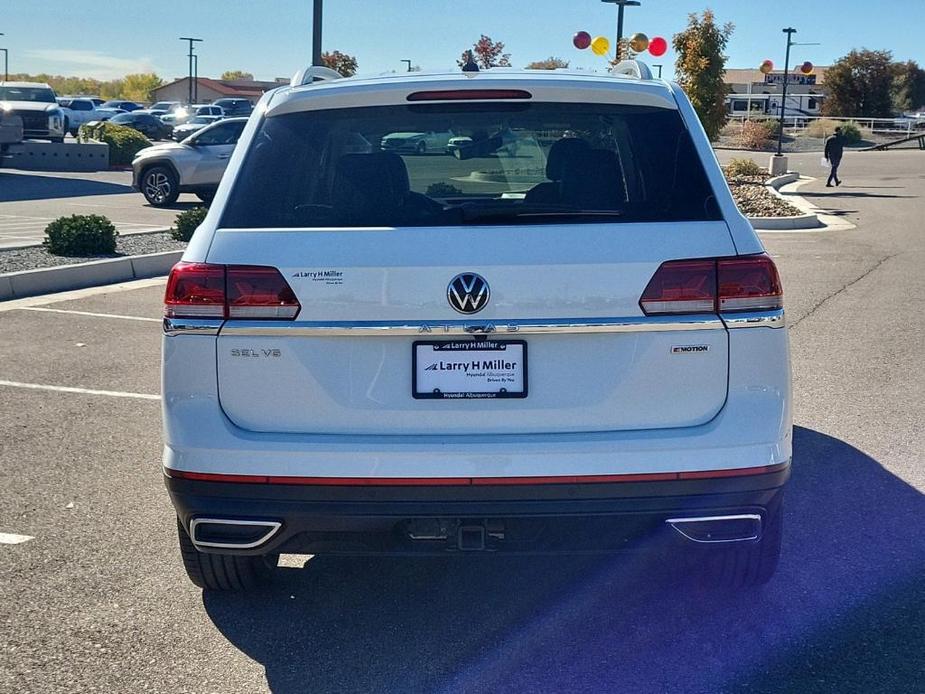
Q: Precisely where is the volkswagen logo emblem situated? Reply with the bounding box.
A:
[447,273,490,314]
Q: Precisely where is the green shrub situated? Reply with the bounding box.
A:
[425,182,464,197]
[724,157,766,178]
[171,206,208,242]
[44,214,118,256]
[836,121,863,143]
[79,121,151,165]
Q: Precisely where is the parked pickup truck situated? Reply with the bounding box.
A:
[0,106,24,167]
[57,97,101,136]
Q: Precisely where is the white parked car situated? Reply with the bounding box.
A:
[163,63,792,591]
[132,117,247,205]
[56,97,100,136]
[381,129,455,154]
[0,81,66,142]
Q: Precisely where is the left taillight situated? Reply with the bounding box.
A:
[164,262,300,320]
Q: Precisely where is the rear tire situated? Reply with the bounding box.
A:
[690,500,783,589]
[195,191,215,204]
[176,517,278,591]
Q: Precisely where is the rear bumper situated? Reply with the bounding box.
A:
[168,462,789,555]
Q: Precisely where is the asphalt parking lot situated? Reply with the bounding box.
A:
[0,169,199,249]
[1,150,923,692]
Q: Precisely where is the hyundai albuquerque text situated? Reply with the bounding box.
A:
[162,64,791,591]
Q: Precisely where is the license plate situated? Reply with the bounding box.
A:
[413,340,528,399]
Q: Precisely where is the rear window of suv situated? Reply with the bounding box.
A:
[220,101,721,228]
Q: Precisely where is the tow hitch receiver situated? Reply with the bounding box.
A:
[458,524,486,551]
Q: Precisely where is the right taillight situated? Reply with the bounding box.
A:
[164,262,300,320]
[640,254,782,315]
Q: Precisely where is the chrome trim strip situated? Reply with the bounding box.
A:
[189,518,282,550]
[163,317,224,336]
[218,315,724,337]
[721,309,785,329]
[665,513,762,544]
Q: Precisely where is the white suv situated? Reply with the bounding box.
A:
[163,63,792,591]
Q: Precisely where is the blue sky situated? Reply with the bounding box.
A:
[3,0,921,82]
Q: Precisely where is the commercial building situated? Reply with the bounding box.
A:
[724,67,829,118]
[150,77,289,105]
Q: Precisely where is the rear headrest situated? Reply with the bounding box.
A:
[560,149,625,210]
[332,152,411,224]
[545,137,591,181]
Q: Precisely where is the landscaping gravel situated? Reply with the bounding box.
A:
[724,173,804,218]
[0,232,187,275]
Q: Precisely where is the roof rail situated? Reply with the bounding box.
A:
[610,60,654,80]
[289,65,344,88]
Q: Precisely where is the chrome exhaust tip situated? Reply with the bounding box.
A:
[665,514,762,544]
[190,518,282,550]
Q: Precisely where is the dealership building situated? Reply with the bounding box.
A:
[723,67,830,118]
[150,77,289,105]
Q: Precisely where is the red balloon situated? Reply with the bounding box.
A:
[648,36,668,57]
[573,31,591,50]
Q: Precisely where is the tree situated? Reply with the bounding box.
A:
[890,60,925,113]
[458,35,511,69]
[822,49,894,117]
[526,57,569,70]
[321,50,358,77]
[121,73,164,103]
[672,10,734,141]
[221,70,254,81]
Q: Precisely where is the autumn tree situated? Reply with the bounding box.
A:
[526,57,569,70]
[822,49,894,117]
[321,50,359,77]
[221,70,254,81]
[120,73,164,103]
[672,10,734,141]
[458,36,511,69]
[890,60,925,112]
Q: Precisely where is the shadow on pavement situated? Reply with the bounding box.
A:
[203,427,925,693]
[803,191,914,199]
[0,171,134,202]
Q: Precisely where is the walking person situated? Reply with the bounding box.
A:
[824,127,845,187]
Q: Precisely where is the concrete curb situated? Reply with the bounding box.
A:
[747,172,824,232]
[0,250,181,301]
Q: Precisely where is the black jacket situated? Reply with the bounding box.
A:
[824,134,845,161]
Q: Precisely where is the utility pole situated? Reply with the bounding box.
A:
[312,0,323,66]
[179,37,202,105]
[193,54,199,102]
[401,59,412,72]
[0,33,7,81]
[601,0,641,57]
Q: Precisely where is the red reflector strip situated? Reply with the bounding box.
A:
[165,463,789,486]
[407,89,532,102]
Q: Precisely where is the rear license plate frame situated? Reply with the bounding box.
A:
[412,339,528,400]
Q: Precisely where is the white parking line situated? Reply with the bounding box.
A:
[0,379,160,401]
[0,532,35,545]
[20,307,161,323]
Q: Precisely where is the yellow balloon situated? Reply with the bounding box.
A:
[591,36,610,56]
[629,33,649,53]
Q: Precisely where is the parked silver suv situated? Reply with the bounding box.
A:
[131,117,247,206]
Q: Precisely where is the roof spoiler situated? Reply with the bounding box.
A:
[289,66,344,88]
[610,60,654,80]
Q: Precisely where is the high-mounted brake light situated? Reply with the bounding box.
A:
[639,254,782,316]
[406,89,532,102]
[164,262,300,320]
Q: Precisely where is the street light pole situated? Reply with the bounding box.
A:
[652,64,662,78]
[179,37,203,105]
[777,28,796,156]
[0,33,7,81]
[602,0,641,58]
[401,59,412,72]
[193,54,199,102]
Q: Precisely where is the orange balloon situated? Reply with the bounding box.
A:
[759,60,774,74]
